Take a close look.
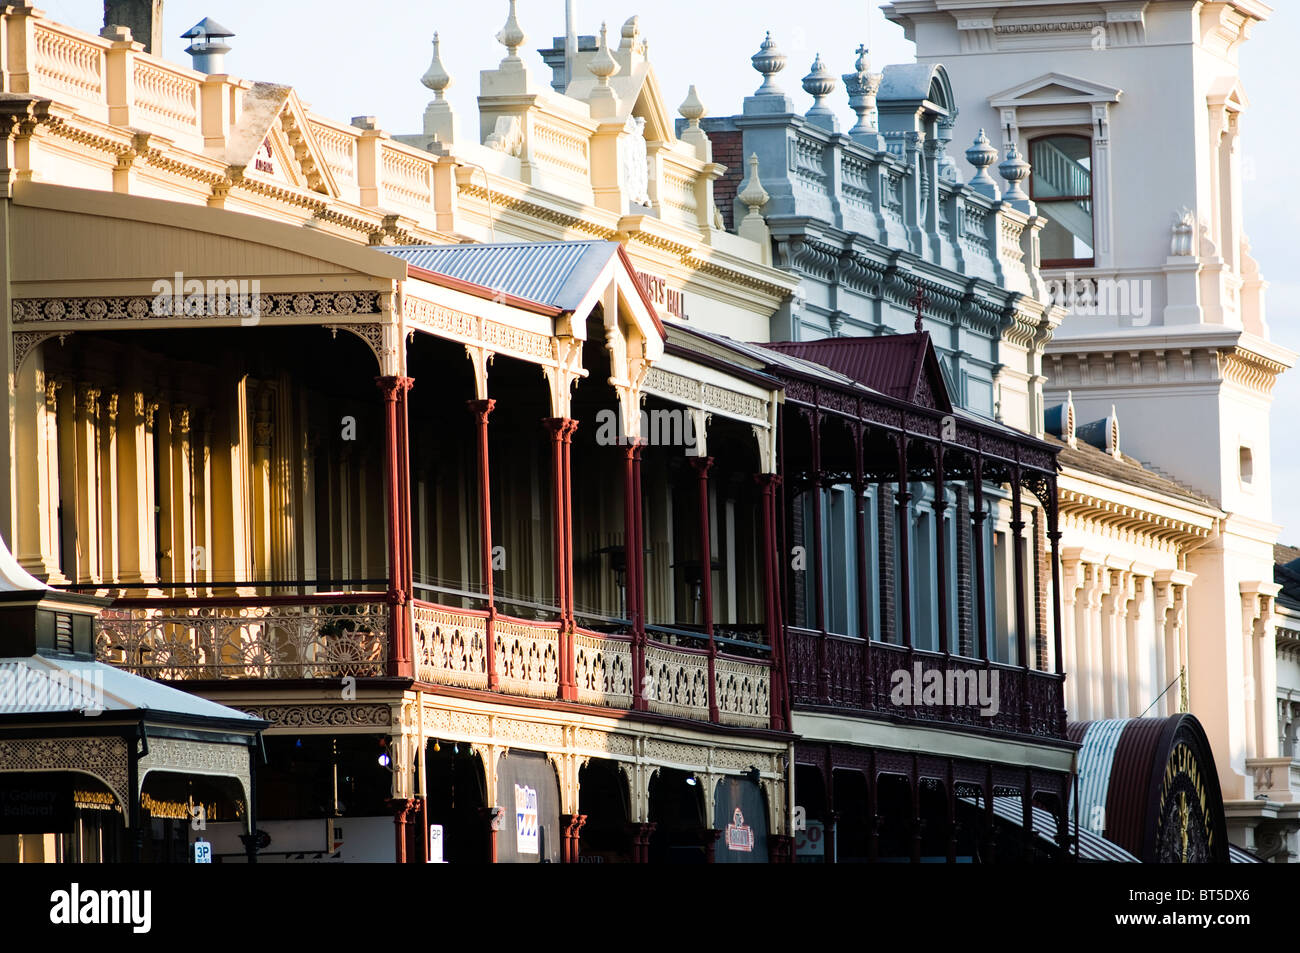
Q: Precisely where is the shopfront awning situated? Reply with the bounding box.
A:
[958,795,1138,862]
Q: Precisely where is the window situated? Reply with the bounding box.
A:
[1239,446,1254,486]
[1029,134,1094,268]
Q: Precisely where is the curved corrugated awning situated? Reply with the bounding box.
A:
[958,795,1138,862]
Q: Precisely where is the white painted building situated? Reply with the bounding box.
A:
[884,0,1297,856]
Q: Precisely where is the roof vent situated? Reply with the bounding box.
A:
[182,17,234,74]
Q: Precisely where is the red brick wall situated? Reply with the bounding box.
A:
[710,130,745,232]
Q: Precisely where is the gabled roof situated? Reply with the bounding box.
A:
[382,240,666,341]
[762,332,953,413]
[385,241,614,312]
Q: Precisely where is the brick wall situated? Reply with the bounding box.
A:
[709,129,745,232]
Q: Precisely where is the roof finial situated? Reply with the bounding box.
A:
[496,0,526,68]
[910,280,927,333]
[589,21,620,87]
[751,32,787,96]
[421,33,451,99]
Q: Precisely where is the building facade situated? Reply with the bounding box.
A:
[884,0,1293,858]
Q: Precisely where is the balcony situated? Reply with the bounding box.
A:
[786,628,1066,740]
[94,594,390,680]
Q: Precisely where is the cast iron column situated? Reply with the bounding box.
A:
[468,399,498,690]
[692,455,719,722]
[378,376,414,678]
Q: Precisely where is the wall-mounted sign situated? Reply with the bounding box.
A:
[725,808,754,852]
[429,824,444,863]
[255,138,274,176]
[515,784,539,855]
[636,271,688,321]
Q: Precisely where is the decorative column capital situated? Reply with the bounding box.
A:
[466,397,496,423]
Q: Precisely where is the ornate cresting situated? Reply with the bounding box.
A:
[94,599,389,679]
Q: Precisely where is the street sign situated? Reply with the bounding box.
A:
[429,824,444,863]
[193,840,213,864]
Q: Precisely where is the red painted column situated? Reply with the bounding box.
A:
[692,456,718,722]
[561,419,579,699]
[757,473,786,731]
[468,399,498,690]
[626,442,647,710]
[560,813,587,862]
[388,798,412,863]
[543,417,577,700]
[378,376,414,678]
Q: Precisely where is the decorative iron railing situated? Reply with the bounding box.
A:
[643,641,711,721]
[786,628,1066,740]
[413,602,488,689]
[492,616,560,699]
[574,630,633,708]
[714,654,772,728]
[94,596,389,679]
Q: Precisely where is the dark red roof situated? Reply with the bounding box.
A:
[762,332,952,413]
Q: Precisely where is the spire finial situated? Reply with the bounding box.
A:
[496,0,526,67]
[421,32,452,99]
[588,21,620,86]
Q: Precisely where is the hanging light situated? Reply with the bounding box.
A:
[453,743,460,756]
[432,739,441,753]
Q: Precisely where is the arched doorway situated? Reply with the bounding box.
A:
[647,767,706,863]
[577,759,631,863]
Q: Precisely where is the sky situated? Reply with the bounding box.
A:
[38,0,1300,541]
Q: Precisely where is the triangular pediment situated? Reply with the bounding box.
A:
[226,84,339,197]
[989,72,1122,108]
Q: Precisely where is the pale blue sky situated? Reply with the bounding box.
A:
[39,1,1300,542]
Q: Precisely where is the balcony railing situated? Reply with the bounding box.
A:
[786,628,1066,740]
[94,595,389,679]
[90,588,773,727]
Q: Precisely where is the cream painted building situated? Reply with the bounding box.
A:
[0,1,807,861]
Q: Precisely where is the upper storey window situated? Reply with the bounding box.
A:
[1030,134,1094,268]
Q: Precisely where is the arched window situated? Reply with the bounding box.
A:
[1029,134,1094,268]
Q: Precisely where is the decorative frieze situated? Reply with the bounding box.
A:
[12,291,382,325]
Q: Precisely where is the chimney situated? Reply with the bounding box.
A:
[103,0,163,55]
[182,17,235,74]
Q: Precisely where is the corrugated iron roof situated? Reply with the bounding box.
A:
[383,241,620,312]
[0,654,261,721]
[762,333,953,412]
[957,795,1137,861]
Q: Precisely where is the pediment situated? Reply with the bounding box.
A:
[989,72,1122,108]
[226,84,339,197]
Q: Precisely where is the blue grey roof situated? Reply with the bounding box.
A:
[383,241,621,311]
